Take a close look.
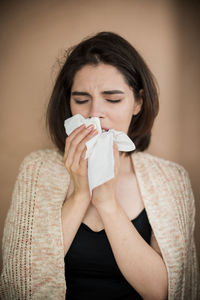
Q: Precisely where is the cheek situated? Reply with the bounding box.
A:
[70,101,87,117]
[70,105,80,115]
[111,105,132,121]
[110,106,133,131]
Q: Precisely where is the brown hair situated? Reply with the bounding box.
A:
[46,31,159,156]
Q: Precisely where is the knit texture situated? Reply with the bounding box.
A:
[0,148,199,299]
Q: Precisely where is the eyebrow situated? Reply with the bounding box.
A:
[71,90,125,96]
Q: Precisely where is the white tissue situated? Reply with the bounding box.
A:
[64,114,136,195]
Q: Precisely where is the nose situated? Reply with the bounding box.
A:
[88,99,105,119]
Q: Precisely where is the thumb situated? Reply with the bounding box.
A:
[113,142,118,151]
[113,142,120,176]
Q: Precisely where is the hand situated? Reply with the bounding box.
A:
[92,142,120,208]
[64,124,98,198]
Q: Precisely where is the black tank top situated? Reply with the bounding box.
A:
[64,208,151,300]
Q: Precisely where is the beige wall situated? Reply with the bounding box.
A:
[0,0,199,272]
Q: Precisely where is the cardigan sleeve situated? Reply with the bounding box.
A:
[0,153,44,299]
[0,149,69,300]
[182,169,200,300]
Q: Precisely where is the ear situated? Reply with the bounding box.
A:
[133,90,143,116]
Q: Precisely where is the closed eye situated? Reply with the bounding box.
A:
[74,99,121,104]
[74,100,88,104]
[107,99,121,103]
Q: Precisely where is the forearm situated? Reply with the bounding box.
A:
[61,193,90,256]
[96,199,168,300]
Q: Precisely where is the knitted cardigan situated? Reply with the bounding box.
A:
[0,148,199,300]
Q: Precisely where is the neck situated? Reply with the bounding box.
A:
[119,152,134,175]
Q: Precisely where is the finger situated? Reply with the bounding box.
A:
[65,124,92,162]
[79,148,88,169]
[72,129,98,169]
[113,142,118,151]
[113,142,120,175]
[113,142,119,155]
[65,125,95,169]
[80,147,87,160]
[64,124,85,160]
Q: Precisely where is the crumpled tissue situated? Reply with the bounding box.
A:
[64,114,136,195]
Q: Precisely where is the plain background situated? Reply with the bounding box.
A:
[0,0,200,272]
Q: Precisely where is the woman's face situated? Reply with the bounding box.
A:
[70,63,142,134]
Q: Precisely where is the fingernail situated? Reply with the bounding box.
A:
[91,130,98,135]
[87,124,94,130]
[79,124,86,129]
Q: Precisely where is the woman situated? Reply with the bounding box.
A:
[0,31,199,300]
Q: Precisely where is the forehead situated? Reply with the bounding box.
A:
[72,63,130,91]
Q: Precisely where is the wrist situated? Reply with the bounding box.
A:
[93,195,119,214]
[72,190,91,205]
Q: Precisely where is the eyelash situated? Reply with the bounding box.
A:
[74,99,121,104]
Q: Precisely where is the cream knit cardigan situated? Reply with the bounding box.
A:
[0,148,199,300]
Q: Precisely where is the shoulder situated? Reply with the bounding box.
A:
[20,148,63,166]
[17,148,70,183]
[133,151,189,179]
[19,148,64,171]
[14,148,70,198]
[132,151,193,199]
[133,151,195,215]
